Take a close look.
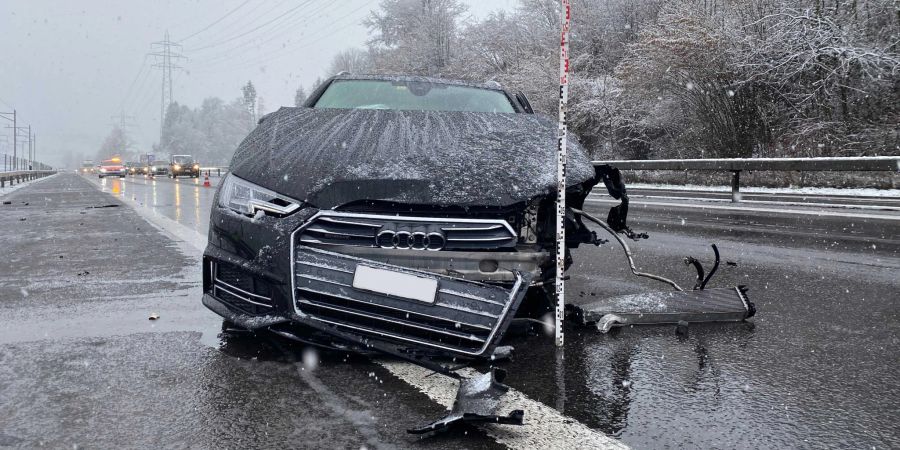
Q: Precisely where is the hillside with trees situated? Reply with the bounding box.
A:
[354,0,899,160]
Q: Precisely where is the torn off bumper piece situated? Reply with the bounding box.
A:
[408,368,524,434]
[204,246,532,433]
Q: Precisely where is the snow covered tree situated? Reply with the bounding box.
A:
[241,80,257,124]
[294,86,308,107]
[328,48,373,75]
[96,126,131,161]
[365,0,468,75]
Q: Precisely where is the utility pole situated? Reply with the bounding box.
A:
[149,31,185,146]
[110,112,137,155]
[111,112,137,131]
[11,110,15,170]
[28,125,32,170]
[0,110,15,170]
[4,125,29,171]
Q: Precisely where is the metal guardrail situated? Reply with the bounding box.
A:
[200,167,229,177]
[0,170,56,188]
[594,157,900,202]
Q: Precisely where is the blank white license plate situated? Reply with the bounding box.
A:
[352,265,438,304]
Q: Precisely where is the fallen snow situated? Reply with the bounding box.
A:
[628,183,900,198]
[0,172,60,198]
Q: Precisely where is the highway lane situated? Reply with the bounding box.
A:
[77,172,900,448]
[88,173,221,237]
[0,174,511,449]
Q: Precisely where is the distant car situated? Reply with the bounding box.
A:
[80,163,94,174]
[125,162,143,175]
[148,160,169,177]
[98,158,126,178]
[169,155,200,178]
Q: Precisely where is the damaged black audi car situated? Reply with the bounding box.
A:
[202,73,751,368]
[201,74,605,356]
[201,73,754,432]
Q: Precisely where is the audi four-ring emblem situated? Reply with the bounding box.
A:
[376,229,445,250]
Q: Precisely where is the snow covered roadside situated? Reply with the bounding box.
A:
[628,183,900,198]
[0,172,60,198]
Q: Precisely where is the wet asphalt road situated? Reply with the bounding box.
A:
[1,172,898,448]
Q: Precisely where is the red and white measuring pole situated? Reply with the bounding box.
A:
[555,0,571,347]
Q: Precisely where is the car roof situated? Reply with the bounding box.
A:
[330,73,507,92]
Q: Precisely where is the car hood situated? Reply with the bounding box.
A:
[229,107,596,208]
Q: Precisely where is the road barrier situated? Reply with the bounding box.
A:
[2,153,53,172]
[200,167,228,177]
[0,170,56,188]
[594,157,900,202]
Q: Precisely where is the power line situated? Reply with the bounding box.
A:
[175,0,252,42]
[123,62,155,114]
[189,1,372,76]
[202,2,373,74]
[182,1,285,51]
[187,0,315,52]
[118,55,150,113]
[189,0,332,67]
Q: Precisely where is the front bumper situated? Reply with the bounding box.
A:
[171,168,200,176]
[203,204,534,359]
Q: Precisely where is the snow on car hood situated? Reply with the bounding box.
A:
[229,107,596,208]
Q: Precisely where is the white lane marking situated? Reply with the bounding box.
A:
[95,177,627,448]
[120,192,208,252]
[84,175,208,251]
[595,194,900,212]
[587,198,900,221]
[378,361,627,449]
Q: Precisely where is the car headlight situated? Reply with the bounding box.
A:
[100,168,107,172]
[173,164,181,170]
[151,166,157,171]
[218,174,301,217]
[193,164,200,169]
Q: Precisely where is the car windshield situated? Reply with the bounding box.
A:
[150,161,166,166]
[313,80,515,113]
[172,156,193,164]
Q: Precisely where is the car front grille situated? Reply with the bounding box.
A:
[296,211,518,251]
[291,246,527,357]
[210,261,274,316]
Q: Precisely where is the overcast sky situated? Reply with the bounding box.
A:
[0,0,516,166]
